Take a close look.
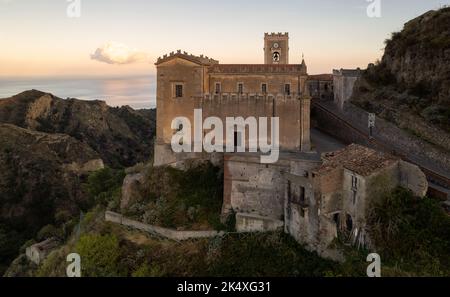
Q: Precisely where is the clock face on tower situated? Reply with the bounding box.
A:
[273,42,279,49]
[273,52,280,62]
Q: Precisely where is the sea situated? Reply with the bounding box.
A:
[0,75,156,109]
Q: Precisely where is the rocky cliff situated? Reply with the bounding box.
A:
[351,7,450,150]
[0,90,156,167]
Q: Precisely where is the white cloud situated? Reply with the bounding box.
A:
[90,42,149,65]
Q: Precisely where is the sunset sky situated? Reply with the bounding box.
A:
[1,0,449,78]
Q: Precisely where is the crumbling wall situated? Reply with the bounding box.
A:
[399,160,429,197]
[235,213,283,232]
[224,154,287,219]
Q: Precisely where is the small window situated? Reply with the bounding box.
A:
[262,84,267,94]
[352,190,357,205]
[175,84,183,98]
[238,83,243,94]
[351,176,358,189]
[289,185,306,206]
[299,186,306,204]
[215,83,221,94]
[284,84,291,95]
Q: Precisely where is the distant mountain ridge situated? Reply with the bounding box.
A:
[0,90,156,273]
[0,90,156,167]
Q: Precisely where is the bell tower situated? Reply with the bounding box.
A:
[264,32,289,64]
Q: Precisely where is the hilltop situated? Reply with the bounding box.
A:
[0,91,155,273]
[0,90,156,168]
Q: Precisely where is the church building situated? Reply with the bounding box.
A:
[152,33,427,259]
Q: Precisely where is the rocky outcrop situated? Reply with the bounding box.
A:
[0,90,156,167]
[351,7,450,146]
[382,9,450,106]
[120,171,146,210]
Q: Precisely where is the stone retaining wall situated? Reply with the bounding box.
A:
[105,211,224,241]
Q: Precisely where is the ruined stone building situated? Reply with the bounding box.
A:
[153,33,427,258]
[333,68,361,109]
[284,144,427,257]
[26,238,59,265]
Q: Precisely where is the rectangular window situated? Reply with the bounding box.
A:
[352,176,358,190]
[300,186,306,204]
[262,84,267,94]
[175,84,183,98]
[289,185,307,207]
[215,83,221,94]
[284,84,291,95]
[352,190,357,205]
[238,83,243,94]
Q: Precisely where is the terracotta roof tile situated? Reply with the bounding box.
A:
[315,144,399,176]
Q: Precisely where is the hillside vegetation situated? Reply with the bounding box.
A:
[0,90,155,274]
[0,90,156,167]
[6,163,450,277]
[351,7,450,148]
[120,162,226,231]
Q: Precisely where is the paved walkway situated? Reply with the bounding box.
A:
[311,128,345,154]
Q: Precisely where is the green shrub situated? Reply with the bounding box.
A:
[75,234,122,277]
[132,263,165,277]
[54,210,72,224]
[36,225,62,241]
[208,232,340,277]
[368,187,450,276]
[130,162,225,230]
[84,168,125,208]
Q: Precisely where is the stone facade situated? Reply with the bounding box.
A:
[264,32,289,64]
[151,33,428,259]
[154,34,311,167]
[26,238,59,265]
[284,144,427,258]
[308,74,333,100]
[223,151,321,216]
[333,68,361,109]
